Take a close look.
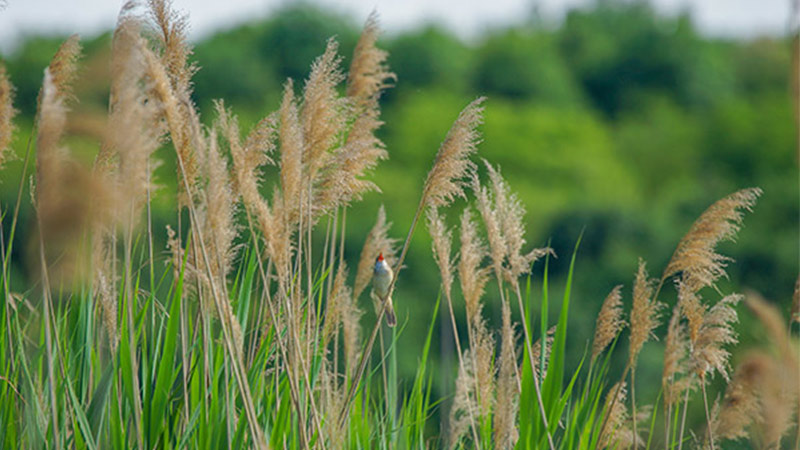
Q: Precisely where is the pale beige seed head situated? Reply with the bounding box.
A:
[346,11,395,105]
[662,306,693,407]
[301,39,348,186]
[592,285,626,361]
[676,280,705,344]
[202,127,239,284]
[46,34,81,102]
[426,207,454,301]
[663,188,761,292]
[0,64,16,169]
[277,79,305,227]
[458,207,490,325]
[354,205,398,299]
[711,352,770,442]
[147,0,197,95]
[689,294,741,381]
[628,259,663,368]
[599,382,636,449]
[791,275,800,324]
[449,351,478,449]
[423,97,485,209]
[494,301,519,450]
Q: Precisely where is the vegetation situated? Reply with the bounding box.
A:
[0,1,798,449]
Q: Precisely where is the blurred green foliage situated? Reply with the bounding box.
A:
[1,0,797,420]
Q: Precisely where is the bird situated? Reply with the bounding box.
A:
[373,253,396,327]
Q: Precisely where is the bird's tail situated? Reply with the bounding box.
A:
[384,297,396,327]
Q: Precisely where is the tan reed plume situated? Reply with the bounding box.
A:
[427,207,455,301]
[0,64,16,169]
[449,349,479,449]
[316,13,393,211]
[599,382,637,449]
[662,305,692,407]
[628,259,663,367]
[458,208,490,326]
[422,97,485,209]
[300,39,348,194]
[792,275,800,324]
[277,79,305,228]
[494,301,519,450]
[710,352,768,443]
[662,188,762,292]
[216,100,276,241]
[592,285,626,361]
[147,0,196,96]
[689,294,741,381]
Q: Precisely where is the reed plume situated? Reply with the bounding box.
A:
[217,101,276,241]
[494,301,519,450]
[316,13,393,211]
[689,294,741,381]
[427,207,454,301]
[422,98,485,209]
[0,64,15,168]
[628,259,662,367]
[662,188,762,292]
[458,208,490,326]
[592,285,626,361]
[662,306,692,407]
[599,382,638,449]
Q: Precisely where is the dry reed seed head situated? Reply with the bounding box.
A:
[472,172,506,280]
[353,205,398,299]
[689,294,741,381]
[423,97,485,209]
[46,34,82,102]
[458,207,491,326]
[323,263,347,345]
[792,275,800,324]
[592,285,626,360]
[449,350,478,449]
[663,188,762,292]
[277,79,305,226]
[108,20,164,228]
[0,64,17,169]
[600,382,637,450]
[346,11,395,106]
[628,259,663,368]
[662,305,693,407]
[494,301,519,450]
[426,206,455,300]
[202,127,239,284]
[146,0,196,95]
[676,279,705,344]
[745,292,797,365]
[712,352,772,442]
[301,39,349,181]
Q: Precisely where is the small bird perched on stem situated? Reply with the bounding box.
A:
[373,253,396,327]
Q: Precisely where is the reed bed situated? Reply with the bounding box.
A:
[0,2,798,449]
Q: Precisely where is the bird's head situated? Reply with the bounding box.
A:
[376,253,384,263]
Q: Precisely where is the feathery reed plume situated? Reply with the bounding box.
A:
[315,13,393,211]
[422,97,485,209]
[662,188,762,292]
[481,161,550,284]
[107,15,163,227]
[628,259,662,367]
[689,294,741,381]
[202,127,239,284]
[217,101,276,240]
[0,64,16,168]
[450,351,479,448]
[458,208,490,326]
[473,172,505,279]
[427,207,454,301]
[592,285,626,361]
[354,205,398,299]
[301,39,348,192]
[147,0,196,95]
[531,326,556,379]
[277,80,305,227]
[677,280,705,344]
[46,34,81,101]
[711,352,768,443]
[494,301,519,450]
[792,275,800,324]
[746,293,797,363]
[662,306,692,407]
[323,263,362,373]
[600,382,638,449]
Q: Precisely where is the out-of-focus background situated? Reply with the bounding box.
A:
[1,0,798,420]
